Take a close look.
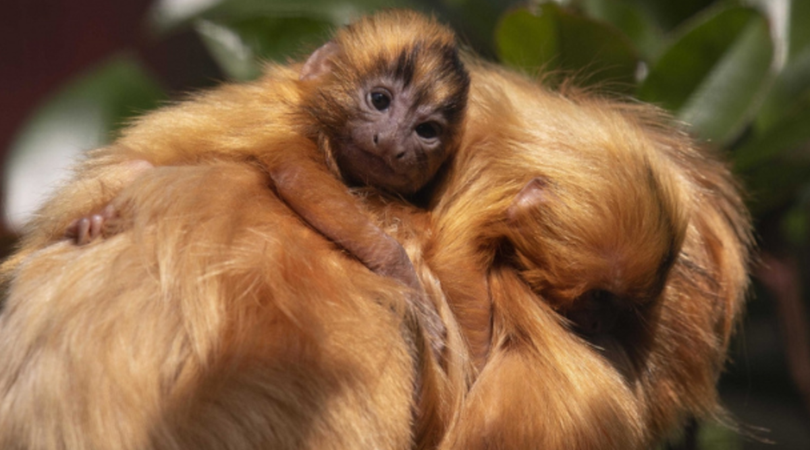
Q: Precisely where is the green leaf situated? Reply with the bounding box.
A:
[5,56,165,229]
[622,0,713,31]
[20,55,166,139]
[579,0,665,60]
[495,8,558,74]
[148,0,223,35]
[195,16,335,81]
[195,16,336,81]
[637,6,775,144]
[735,96,810,172]
[789,0,810,60]
[95,58,167,131]
[637,6,759,111]
[432,0,519,57]
[749,0,810,133]
[742,159,810,215]
[223,16,332,63]
[495,5,639,92]
[756,47,810,133]
[195,20,263,81]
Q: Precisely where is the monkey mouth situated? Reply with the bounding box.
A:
[341,144,415,192]
[360,145,397,170]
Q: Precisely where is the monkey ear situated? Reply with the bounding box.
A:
[300,41,341,81]
[507,177,552,222]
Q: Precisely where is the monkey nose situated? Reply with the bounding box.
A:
[369,132,396,158]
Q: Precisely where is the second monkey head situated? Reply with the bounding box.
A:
[299,11,470,195]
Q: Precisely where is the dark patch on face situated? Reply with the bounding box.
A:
[393,43,419,88]
[437,96,466,124]
[410,85,431,112]
[368,41,469,124]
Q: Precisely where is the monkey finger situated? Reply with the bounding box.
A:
[101,203,118,220]
[65,208,116,245]
[88,214,105,240]
[73,217,92,245]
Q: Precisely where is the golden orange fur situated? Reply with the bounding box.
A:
[427,62,751,448]
[0,163,413,449]
[0,32,750,450]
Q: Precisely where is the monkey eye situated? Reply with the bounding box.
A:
[415,122,441,140]
[368,89,392,111]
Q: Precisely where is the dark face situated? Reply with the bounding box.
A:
[302,32,470,194]
[334,77,454,194]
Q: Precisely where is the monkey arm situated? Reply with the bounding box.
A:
[268,156,418,288]
[267,154,446,359]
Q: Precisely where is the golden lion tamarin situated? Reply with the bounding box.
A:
[0,28,751,450]
[0,161,473,450]
[26,10,471,359]
[426,62,751,449]
[0,162,458,449]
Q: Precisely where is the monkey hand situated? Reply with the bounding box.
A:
[65,203,120,245]
[62,159,154,245]
[371,236,447,364]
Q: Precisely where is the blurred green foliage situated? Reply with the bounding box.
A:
[10,0,810,447]
[495,3,639,92]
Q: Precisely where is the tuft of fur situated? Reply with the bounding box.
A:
[428,61,752,449]
[0,36,750,450]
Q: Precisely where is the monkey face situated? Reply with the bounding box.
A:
[300,11,469,195]
[504,142,687,338]
[333,78,452,194]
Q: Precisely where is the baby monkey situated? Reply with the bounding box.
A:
[62,11,470,358]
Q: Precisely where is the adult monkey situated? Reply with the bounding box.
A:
[0,34,750,450]
[0,161,470,450]
[427,63,751,449]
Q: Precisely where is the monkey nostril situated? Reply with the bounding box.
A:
[396,151,407,160]
[373,134,379,145]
